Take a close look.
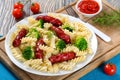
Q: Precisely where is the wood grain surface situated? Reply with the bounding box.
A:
[0,0,75,36]
[0,0,119,36]
[107,0,120,10]
[0,0,120,80]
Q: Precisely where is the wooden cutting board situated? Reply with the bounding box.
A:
[0,0,120,80]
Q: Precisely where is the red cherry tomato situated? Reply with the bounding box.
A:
[12,8,23,19]
[14,2,24,9]
[30,2,40,14]
[103,63,116,76]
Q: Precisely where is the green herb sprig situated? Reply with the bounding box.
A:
[93,11,120,26]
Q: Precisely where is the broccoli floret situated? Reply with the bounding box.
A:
[31,19,44,28]
[74,37,87,51]
[39,19,44,28]
[26,28,40,39]
[22,46,34,60]
[46,31,53,39]
[62,23,74,32]
[56,39,66,50]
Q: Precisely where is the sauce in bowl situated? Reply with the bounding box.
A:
[77,0,100,14]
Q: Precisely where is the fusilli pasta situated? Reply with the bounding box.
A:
[9,13,93,73]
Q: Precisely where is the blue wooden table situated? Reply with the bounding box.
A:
[79,53,120,80]
[0,62,18,80]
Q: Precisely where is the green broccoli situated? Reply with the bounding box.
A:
[39,19,44,28]
[74,37,87,51]
[62,23,74,32]
[30,19,44,28]
[26,28,40,39]
[56,39,66,50]
[22,46,34,60]
[46,31,53,39]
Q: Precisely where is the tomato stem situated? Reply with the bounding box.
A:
[18,1,21,4]
[32,3,34,6]
[109,63,113,66]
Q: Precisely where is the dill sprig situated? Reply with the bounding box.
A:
[93,11,120,26]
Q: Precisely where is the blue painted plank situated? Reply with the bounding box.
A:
[79,53,120,80]
[0,61,18,80]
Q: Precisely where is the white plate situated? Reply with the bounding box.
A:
[5,13,97,76]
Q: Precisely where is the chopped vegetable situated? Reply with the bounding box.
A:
[26,28,40,39]
[39,19,44,28]
[14,1,24,9]
[62,23,74,32]
[22,46,34,60]
[93,11,120,26]
[12,8,23,19]
[29,20,44,28]
[74,37,87,50]
[104,63,116,76]
[56,39,66,50]
[30,2,40,14]
[46,31,53,39]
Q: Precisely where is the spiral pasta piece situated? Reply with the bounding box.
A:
[58,62,76,70]
[16,24,29,30]
[10,46,26,62]
[70,56,86,64]
[39,45,55,53]
[47,64,59,73]
[63,45,79,53]
[44,23,52,30]
[23,59,47,71]
[27,17,38,25]
[20,37,37,50]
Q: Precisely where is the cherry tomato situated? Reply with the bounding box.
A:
[30,2,40,14]
[12,8,23,19]
[103,63,116,76]
[14,1,24,9]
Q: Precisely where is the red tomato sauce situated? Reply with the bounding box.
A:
[77,0,100,14]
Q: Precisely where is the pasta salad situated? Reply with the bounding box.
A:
[9,13,93,73]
